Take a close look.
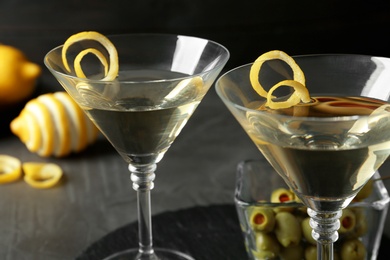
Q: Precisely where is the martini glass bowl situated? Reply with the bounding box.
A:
[216,54,390,259]
[45,34,229,260]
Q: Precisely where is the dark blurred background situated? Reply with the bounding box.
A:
[1,0,390,130]
[1,2,390,257]
[1,0,390,72]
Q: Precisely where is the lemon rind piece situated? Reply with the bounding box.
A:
[0,155,22,184]
[266,80,311,109]
[38,94,72,157]
[26,99,55,157]
[23,162,63,189]
[53,92,89,153]
[250,50,306,99]
[61,31,118,81]
[250,50,312,110]
[74,48,109,78]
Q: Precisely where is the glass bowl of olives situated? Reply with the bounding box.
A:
[235,159,390,260]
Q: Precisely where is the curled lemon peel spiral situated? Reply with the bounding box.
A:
[266,80,311,109]
[0,155,22,184]
[0,156,63,188]
[61,31,118,81]
[250,50,310,109]
[23,162,63,189]
[74,48,109,78]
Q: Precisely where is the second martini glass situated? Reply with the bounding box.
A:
[44,34,229,260]
[216,54,390,259]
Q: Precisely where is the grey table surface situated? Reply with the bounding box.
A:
[1,74,390,260]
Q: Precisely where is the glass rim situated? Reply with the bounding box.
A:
[216,54,390,122]
[44,33,230,84]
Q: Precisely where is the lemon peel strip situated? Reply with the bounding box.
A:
[266,80,310,109]
[0,155,22,184]
[23,162,63,189]
[250,50,310,109]
[250,50,306,98]
[74,48,109,78]
[61,31,118,81]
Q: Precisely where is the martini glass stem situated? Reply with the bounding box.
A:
[130,163,159,260]
[307,208,342,260]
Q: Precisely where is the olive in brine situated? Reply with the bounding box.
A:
[251,249,277,260]
[255,231,281,258]
[304,245,317,260]
[301,217,316,245]
[249,207,276,233]
[340,239,366,260]
[271,188,296,213]
[279,244,304,260]
[271,188,295,203]
[304,245,341,260]
[339,208,356,234]
[274,211,302,247]
[352,208,368,237]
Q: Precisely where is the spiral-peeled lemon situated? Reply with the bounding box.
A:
[0,44,41,105]
[10,91,99,157]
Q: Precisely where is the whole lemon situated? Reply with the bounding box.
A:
[0,45,41,105]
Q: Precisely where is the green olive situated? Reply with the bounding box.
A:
[304,246,340,260]
[352,208,368,237]
[274,211,302,247]
[354,179,373,201]
[301,217,316,245]
[271,188,295,203]
[294,213,305,226]
[271,188,296,213]
[339,209,356,234]
[251,248,278,259]
[304,245,317,260]
[255,231,281,257]
[249,207,276,233]
[279,244,304,260]
[340,239,366,260]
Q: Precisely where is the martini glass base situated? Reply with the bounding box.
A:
[103,248,195,260]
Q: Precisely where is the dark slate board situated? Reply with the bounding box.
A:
[76,204,247,260]
[77,204,390,260]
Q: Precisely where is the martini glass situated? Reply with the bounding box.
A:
[216,54,390,260]
[44,34,229,260]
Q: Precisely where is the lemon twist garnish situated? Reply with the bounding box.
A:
[0,155,22,184]
[23,162,63,189]
[74,48,109,78]
[266,80,310,109]
[62,31,118,81]
[250,50,310,109]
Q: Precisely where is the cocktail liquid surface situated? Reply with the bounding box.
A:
[79,70,201,163]
[247,96,390,210]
